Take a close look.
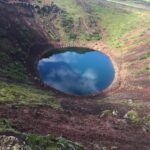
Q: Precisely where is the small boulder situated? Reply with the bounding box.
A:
[100,110,118,118]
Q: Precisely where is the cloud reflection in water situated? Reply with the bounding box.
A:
[38,49,115,96]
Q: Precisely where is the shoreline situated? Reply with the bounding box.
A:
[31,41,123,98]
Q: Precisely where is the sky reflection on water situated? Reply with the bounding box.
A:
[38,49,115,96]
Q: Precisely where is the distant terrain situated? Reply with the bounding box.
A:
[107,0,150,10]
[0,0,150,149]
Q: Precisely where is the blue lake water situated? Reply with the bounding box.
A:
[37,48,115,96]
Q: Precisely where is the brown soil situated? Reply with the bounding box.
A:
[0,104,150,150]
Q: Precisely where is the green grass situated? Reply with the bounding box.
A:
[25,134,84,150]
[7,0,149,45]
[90,2,147,48]
[0,81,61,109]
[139,53,150,60]
[144,115,150,133]
[0,63,29,81]
[54,0,83,18]
[78,0,150,52]
[125,110,140,123]
[0,118,17,133]
[34,0,101,41]
[0,118,85,150]
[0,38,29,82]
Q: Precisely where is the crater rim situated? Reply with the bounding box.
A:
[34,46,119,97]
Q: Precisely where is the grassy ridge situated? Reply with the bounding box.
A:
[32,0,150,49]
[33,0,101,41]
[41,0,150,51]
[87,0,150,51]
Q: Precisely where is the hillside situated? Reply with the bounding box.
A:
[0,0,150,149]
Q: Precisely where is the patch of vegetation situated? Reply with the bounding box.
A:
[36,0,42,4]
[0,63,29,81]
[87,0,150,51]
[54,0,83,18]
[145,66,149,71]
[124,110,140,123]
[144,115,150,133]
[91,31,101,40]
[40,0,150,46]
[0,81,61,109]
[33,0,102,41]
[0,118,17,133]
[83,31,101,41]
[61,13,74,33]
[145,115,150,122]
[25,134,84,150]
[139,53,150,60]
[0,37,29,82]
[0,118,84,150]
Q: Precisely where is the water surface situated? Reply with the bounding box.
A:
[38,48,115,96]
